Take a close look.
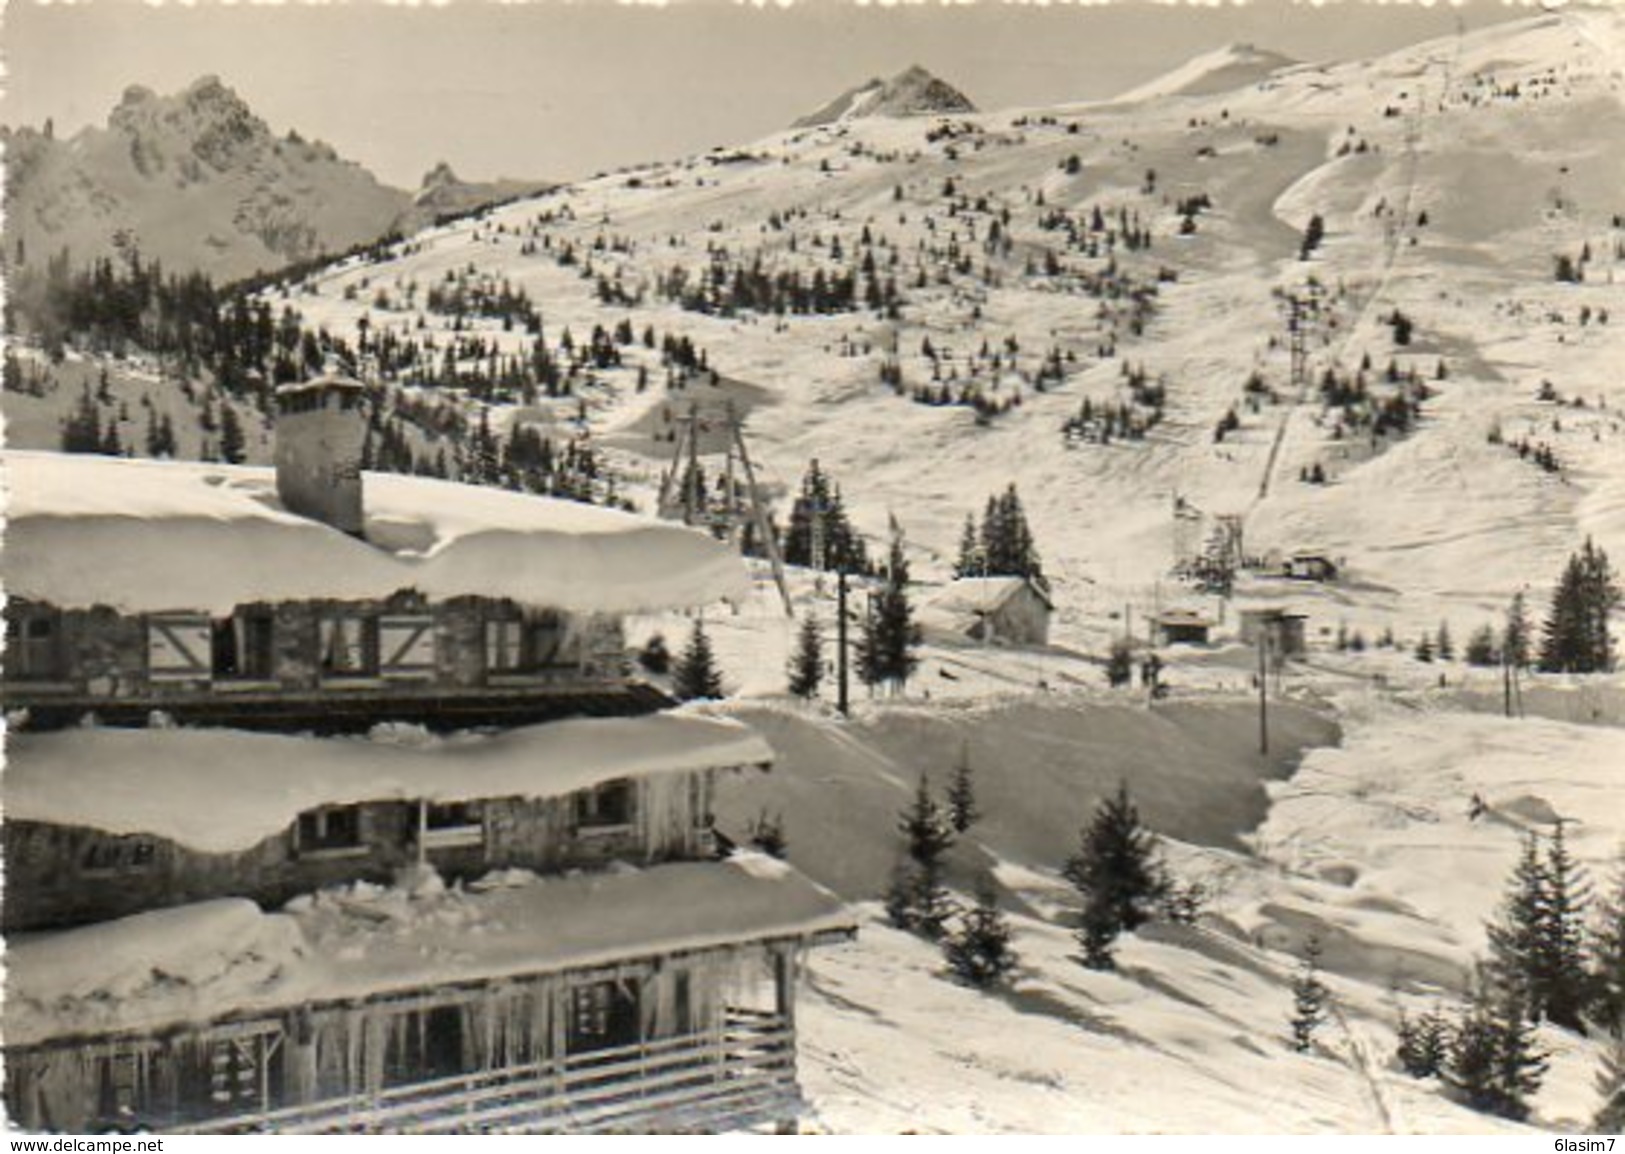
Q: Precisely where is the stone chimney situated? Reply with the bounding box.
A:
[274,366,367,536]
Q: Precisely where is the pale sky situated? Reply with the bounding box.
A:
[2,0,1536,189]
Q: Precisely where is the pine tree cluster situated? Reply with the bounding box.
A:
[1538,538,1620,674]
[954,484,1044,583]
[781,459,869,574]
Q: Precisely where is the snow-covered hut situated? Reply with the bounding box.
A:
[1151,608,1215,647]
[920,576,1053,646]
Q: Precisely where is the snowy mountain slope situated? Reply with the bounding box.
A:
[259,9,1621,672]
[1113,42,1302,104]
[792,65,977,129]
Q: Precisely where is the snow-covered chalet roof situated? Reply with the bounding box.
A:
[1,451,748,614]
[923,576,1052,618]
[4,713,774,853]
[3,855,854,1047]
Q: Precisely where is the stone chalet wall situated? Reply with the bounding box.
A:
[4,770,717,932]
[1,592,627,703]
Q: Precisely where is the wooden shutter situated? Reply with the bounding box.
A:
[148,615,212,680]
[379,615,435,678]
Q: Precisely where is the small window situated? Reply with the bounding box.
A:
[575,780,634,830]
[297,805,363,852]
[427,801,482,830]
[81,835,157,875]
[7,608,65,681]
[567,979,641,1054]
[421,800,485,850]
[485,610,572,676]
[320,614,378,676]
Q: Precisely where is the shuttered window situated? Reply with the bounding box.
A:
[8,608,65,680]
[379,616,436,678]
[486,611,572,675]
[147,615,213,681]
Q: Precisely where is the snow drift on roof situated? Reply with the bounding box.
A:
[1,451,748,614]
[919,577,1050,629]
[4,857,853,1047]
[3,713,774,853]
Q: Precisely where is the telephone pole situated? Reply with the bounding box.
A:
[836,568,850,718]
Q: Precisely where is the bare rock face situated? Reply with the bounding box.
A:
[5,76,410,280]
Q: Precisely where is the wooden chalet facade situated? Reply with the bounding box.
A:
[1,385,853,1134]
[1,590,652,732]
[6,943,811,1135]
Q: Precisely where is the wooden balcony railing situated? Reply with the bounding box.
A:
[187,1012,798,1135]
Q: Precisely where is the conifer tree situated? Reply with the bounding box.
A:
[1289,936,1329,1052]
[1539,820,1590,1030]
[1437,620,1454,662]
[944,875,1018,988]
[887,775,956,938]
[954,513,984,578]
[218,403,247,465]
[1465,625,1499,667]
[673,619,725,701]
[900,773,955,866]
[1487,835,1549,1012]
[947,744,979,833]
[1064,783,1166,970]
[1396,1006,1449,1078]
[1445,972,1546,1121]
[1590,854,1625,1033]
[1504,591,1532,670]
[787,613,824,699]
[858,536,920,693]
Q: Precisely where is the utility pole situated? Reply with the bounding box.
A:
[1257,630,1271,757]
[836,568,850,718]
